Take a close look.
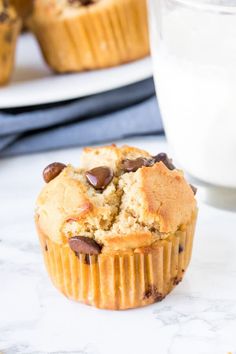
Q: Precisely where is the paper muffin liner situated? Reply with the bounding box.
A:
[37,211,197,310]
[29,0,149,73]
[0,19,21,85]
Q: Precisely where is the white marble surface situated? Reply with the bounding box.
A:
[0,136,236,354]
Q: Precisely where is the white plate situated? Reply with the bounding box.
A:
[0,33,152,109]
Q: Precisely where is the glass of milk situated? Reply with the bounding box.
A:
[149,0,236,210]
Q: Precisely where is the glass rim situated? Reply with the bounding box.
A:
[169,0,236,13]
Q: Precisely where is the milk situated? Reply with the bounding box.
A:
[150,2,236,188]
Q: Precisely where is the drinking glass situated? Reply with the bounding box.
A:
[148,0,236,210]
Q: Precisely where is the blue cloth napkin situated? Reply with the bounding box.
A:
[0,78,163,157]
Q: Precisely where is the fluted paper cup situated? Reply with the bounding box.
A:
[29,0,149,72]
[36,211,197,310]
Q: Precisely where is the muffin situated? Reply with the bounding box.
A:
[0,0,21,85]
[35,145,197,310]
[10,0,33,28]
[29,0,150,73]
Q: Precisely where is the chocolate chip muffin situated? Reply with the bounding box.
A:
[35,145,197,310]
[29,0,149,73]
[0,0,21,85]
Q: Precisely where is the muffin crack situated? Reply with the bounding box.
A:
[38,145,197,248]
[62,165,169,245]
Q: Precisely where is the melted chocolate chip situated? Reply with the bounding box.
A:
[143,285,164,302]
[153,153,175,170]
[45,244,48,252]
[85,166,113,190]
[80,0,94,4]
[69,236,101,255]
[121,153,175,173]
[190,184,197,195]
[68,0,94,5]
[43,162,66,183]
[172,276,182,286]
[179,244,184,253]
[0,12,8,22]
[121,157,154,173]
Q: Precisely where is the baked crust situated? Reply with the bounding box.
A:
[36,145,197,250]
[36,165,92,244]
[134,162,196,233]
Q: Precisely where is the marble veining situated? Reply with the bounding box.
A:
[0,136,236,354]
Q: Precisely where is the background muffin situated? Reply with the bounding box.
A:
[0,0,21,85]
[35,145,197,310]
[29,0,150,72]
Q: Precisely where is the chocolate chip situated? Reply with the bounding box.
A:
[45,244,48,252]
[153,153,175,170]
[121,157,154,173]
[172,276,182,286]
[68,0,94,5]
[179,244,184,253]
[43,162,66,183]
[69,236,101,255]
[143,285,164,302]
[0,0,9,22]
[85,166,113,190]
[80,0,94,4]
[0,12,8,22]
[190,184,197,195]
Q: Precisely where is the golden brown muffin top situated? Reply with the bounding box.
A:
[36,145,197,253]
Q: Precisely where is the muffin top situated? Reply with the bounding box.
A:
[36,145,197,252]
[0,0,18,22]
